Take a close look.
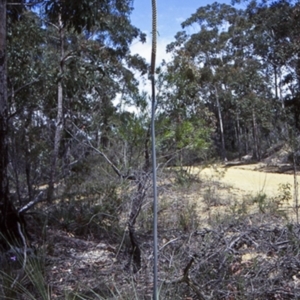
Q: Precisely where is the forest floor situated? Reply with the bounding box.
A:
[190,161,300,222]
[6,161,300,299]
[204,162,300,198]
[42,162,300,299]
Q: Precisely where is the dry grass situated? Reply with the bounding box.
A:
[2,163,300,299]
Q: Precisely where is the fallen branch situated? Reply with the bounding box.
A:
[66,123,136,180]
[18,190,46,214]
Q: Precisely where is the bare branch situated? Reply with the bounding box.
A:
[66,123,136,180]
[8,78,40,99]
[18,190,46,214]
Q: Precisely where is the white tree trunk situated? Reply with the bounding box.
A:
[48,14,64,202]
[214,85,226,161]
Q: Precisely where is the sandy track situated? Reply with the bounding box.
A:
[200,164,300,198]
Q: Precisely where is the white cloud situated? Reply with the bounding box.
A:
[130,32,173,95]
[130,32,172,65]
[114,33,174,114]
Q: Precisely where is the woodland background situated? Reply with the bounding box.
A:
[1,0,300,299]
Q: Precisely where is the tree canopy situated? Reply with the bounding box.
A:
[1,0,300,222]
[2,0,300,296]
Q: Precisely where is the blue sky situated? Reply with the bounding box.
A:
[129,0,247,66]
[128,1,233,96]
[127,0,248,101]
[130,0,217,66]
[131,0,219,40]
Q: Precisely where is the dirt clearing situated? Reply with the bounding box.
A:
[200,164,300,198]
[184,163,300,221]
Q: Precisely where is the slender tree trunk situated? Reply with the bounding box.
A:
[236,113,241,160]
[48,14,64,202]
[0,0,9,208]
[25,147,33,202]
[274,64,278,100]
[245,126,249,154]
[214,85,226,161]
[278,67,284,110]
[252,108,260,160]
[11,137,22,205]
[144,126,151,172]
[125,168,151,273]
[0,0,28,248]
[293,151,299,223]
[24,115,32,203]
[277,66,289,136]
[99,96,111,149]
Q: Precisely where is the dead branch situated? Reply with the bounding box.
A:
[18,190,46,214]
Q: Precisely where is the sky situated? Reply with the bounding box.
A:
[127,0,232,99]
[129,0,229,65]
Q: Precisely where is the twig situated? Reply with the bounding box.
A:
[11,222,27,288]
[159,237,179,251]
[66,124,136,180]
[18,190,46,214]
[7,78,40,99]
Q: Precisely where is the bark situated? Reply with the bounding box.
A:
[0,0,28,249]
[274,64,278,100]
[125,175,149,273]
[144,126,150,172]
[48,14,64,202]
[214,85,227,161]
[236,113,242,161]
[0,0,9,208]
[274,65,285,109]
[99,96,111,149]
[293,151,299,223]
[252,108,260,160]
[245,127,249,154]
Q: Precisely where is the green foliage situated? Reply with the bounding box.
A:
[251,183,292,217]
[51,179,123,238]
[164,0,300,161]
[4,0,300,297]
[178,201,200,232]
[4,0,151,209]
[273,183,292,206]
[252,192,268,213]
[44,0,145,48]
[230,198,249,216]
[0,250,50,300]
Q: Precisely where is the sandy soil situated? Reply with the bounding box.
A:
[201,164,300,198]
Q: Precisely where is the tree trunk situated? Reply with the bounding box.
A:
[214,85,227,161]
[252,108,260,160]
[99,96,111,149]
[144,126,151,172]
[293,151,299,223]
[48,14,64,202]
[0,0,28,249]
[274,64,278,100]
[0,0,9,209]
[236,113,241,160]
[245,126,249,154]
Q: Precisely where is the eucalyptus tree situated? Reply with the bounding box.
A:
[166,3,245,161]
[0,0,10,238]
[36,0,146,202]
[156,53,215,166]
[165,2,277,161]
[0,0,147,246]
[0,0,34,247]
[243,0,293,99]
[238,0,300,133]
[7,10,47,205]
[235,0,300,222]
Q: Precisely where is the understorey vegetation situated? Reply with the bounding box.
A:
[1,0,300,299]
